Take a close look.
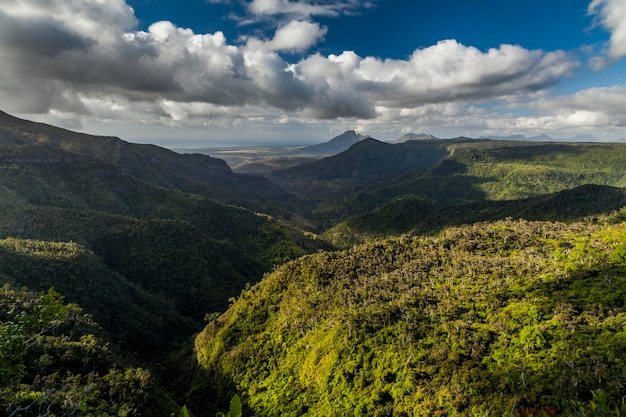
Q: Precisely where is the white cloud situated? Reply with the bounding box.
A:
[296,41,577,110]
[249,20,327,51]
[459,86,626,140]
[1,0,577,122]
[534,86,626,124]
[588,0,626,58]
[267,20,327,51]
[1,0,137,41]
[2,0,609,143]
[248,0,361,18]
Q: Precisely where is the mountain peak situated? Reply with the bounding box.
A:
[295,130,370,156]
[330,130,370,142]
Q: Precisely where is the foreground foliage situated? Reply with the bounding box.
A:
[0,284,175,416]
[195,217,626,416]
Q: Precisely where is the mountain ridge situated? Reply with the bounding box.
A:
[5,111,626,416]
[324,184,626,247]
[266,137,452,199]
[0,110,308,221]
[292,129,369,156]
[481,132,601,142]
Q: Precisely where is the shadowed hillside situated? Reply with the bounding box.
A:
[0,284,178,416]
[324,184,626,247]
[0,111,332,358]
[0,237,193,356]
[266,138,452,199]
[0,110,308,222]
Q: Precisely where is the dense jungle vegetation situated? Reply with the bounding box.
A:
[0,284,177,416]
[0,111,330,415]
[4,110,626,415]
[195,216,626,416]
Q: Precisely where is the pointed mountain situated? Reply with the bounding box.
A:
[294,130,369,156]
[267,138,451,199]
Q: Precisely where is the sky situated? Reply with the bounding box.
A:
[0,0,625,147]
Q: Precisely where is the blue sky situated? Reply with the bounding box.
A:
[0,0,625,146]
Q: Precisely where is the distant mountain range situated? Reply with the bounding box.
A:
[392,132,438,142]
[390,132,610,143]
[387,131,619,144]
[480,133,603,142]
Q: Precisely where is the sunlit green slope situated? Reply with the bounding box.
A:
[194,216,626,416]
[324,184,626,248]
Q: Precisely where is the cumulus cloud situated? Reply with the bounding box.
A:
[533,86,626,126]
[588,0,626,58]
[0,0,584,140]
[269,20,327,51]
[434,86,626,141]
[251,20,327,51]
[0,11,95,57]
[285,40,577,121]
[248,0,364,18]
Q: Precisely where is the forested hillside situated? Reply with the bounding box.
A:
[0,112,331,358]
[4,111,626,416]
[0,110,304,219]
[377,141,626,201]
[324,184,626,247]
[265,138,626,228]
[194,216,626,416]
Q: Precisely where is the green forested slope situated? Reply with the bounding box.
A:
[343,142,626,206]
[0,110,304,218]
[0,201,328,356]
[0,237,195,356]
[281,140,626,227]
[451,143,626,200]
[194,216,626,416]
[324,184,626,247]
[0,111,331,359]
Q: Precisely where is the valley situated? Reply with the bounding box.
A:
[1,110,626,416]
